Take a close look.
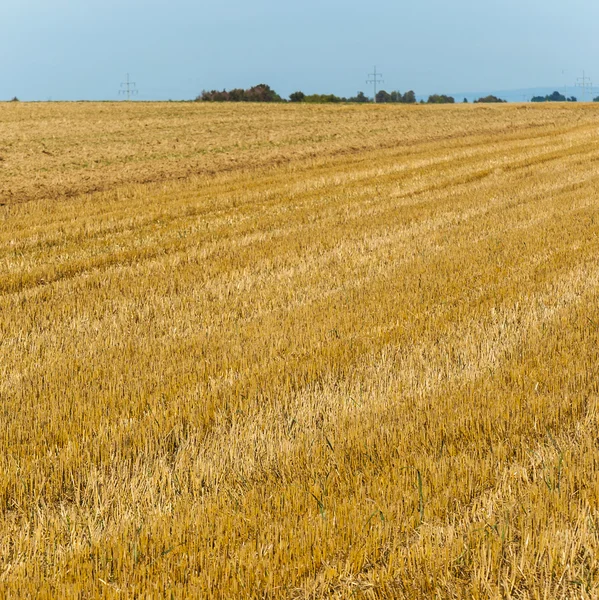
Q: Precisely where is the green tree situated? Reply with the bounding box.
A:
[196,84,282,102]
[289,91,305,102]
[228,88,246,102]
[427,94,455,104]
[376,90,392,103]
[348,91,370,103]
[548,91,566,101]
[531,91,569,103]
[245,84,282,102]
[474,95,507,103]
[303,94,344,103]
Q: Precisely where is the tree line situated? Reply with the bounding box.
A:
[196,84,510,105]
[531,91,577,102]
[196,85,420,103]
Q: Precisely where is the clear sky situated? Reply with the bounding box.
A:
[2,0,599,101]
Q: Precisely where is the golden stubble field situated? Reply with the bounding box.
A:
[0,101,599,598]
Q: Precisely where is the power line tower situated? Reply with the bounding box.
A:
[575,71,593,102]
[119,73,138,101]
[367,66,384,103]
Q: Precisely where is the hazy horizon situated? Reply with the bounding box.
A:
[3,0,599,101]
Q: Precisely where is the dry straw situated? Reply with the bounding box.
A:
[0,102,598,598]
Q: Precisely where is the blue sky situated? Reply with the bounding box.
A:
[2,0,599,100]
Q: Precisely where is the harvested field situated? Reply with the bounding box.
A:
[0,102,599,598]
